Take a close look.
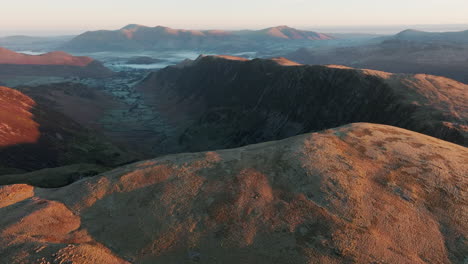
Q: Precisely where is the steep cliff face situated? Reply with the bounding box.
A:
[0,123,466,263]
[137,56,467,155]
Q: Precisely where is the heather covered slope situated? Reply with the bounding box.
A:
[136,56,467,156]
[0,47,113,78]
[0,123,466,263]
[0,86,132,175]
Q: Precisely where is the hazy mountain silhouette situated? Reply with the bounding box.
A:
[62,24,333,52]
[0,35,74,51]
[389,29,468,43]
[287,29,468,83]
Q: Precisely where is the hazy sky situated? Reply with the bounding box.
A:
[1,0,468,35]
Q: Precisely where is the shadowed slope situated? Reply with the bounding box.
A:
[0,47,92,66]
[0,123,466,263]
[0,85,132,176]
[136,56,467,157]
[62,24,333,52]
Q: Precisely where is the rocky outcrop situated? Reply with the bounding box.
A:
[0,123,466,263]
[136,56,467,156]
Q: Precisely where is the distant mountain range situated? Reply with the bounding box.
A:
[0,47,112,79]
[0,35,74,51]
[61,24,334,52]
[388,28,468,44]
[287,29,468,83]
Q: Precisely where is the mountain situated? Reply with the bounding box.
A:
[135,55,467,157]
[0,123,466,263]
[61,24,333,52]
[286,29,468,84]
[237,25,333,41]
[61,24,240,52]
[0,85,133,176]
[0,47,113,78]
[0,47,92,66]
[0,35,74,51]
[390,29,468,44]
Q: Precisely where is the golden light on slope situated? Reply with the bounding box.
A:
[0,86,40,147]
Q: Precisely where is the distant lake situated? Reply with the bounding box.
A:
[16,51,46,55]
[109,63,170,70]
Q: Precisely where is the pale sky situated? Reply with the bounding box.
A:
[1,0,468,35]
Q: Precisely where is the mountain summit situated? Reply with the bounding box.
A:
[262,25,333,40]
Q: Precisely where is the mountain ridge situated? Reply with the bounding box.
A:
[135,55,467,157]
[391,28,468,43]
[62,24,334,52]
[0,123,466,263]
[286,29,468,84]
[0,47,92,66]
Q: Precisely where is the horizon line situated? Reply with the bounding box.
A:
[1,23,468,37]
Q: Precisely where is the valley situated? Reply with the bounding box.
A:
[0,20,467,264]
[79,70,177,156]
[1,53,466,181]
